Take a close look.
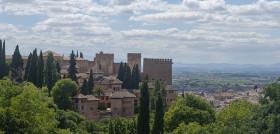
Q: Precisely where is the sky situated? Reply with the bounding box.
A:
[1,0,280,64]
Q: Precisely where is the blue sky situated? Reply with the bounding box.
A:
[1,0,280,64]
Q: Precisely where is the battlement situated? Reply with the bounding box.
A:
[128,53,141,56]
[144,58,172,63]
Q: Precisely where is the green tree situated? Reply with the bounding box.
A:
[93,85,104,97]
[80,79,88,95]
[152,92,164,134]
[10,45,24,82]
[107,117,137,134]
[56,61,61,75]
[164,93,216,132]
[131,65,137,89]
[51,79,78,111]
[0,40,6,79]
[254,78,280,133]
[117,62,124,82]
[80,52,83,58]
[27,49,38,85]
[0,82,58,133]
[151,79,161,110]
[56,109,85,132]
[137,80,150,134]
[217,99,257,133]
[135,64,140,89]
[87,69,94,94]
[124,64,131,89]
[24,53,32,81]
[44,53,60,97]
[37,50,44,87]
[68,50,78,83]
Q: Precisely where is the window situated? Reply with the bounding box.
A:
[90,107,94,110]
[106,96,109,100]
[102,96,104,100]
[75,100,78,103]
[81,106,84,110]
[76,106,78,110]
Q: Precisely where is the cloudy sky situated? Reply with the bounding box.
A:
[1,0,280,64]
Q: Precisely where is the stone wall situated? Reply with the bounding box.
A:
[94,51,114,74]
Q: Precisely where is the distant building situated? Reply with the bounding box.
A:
[72,94,100,121]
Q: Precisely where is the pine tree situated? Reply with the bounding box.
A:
[68,50,78,83]
[117,62,124,82]
[137,80,150,134]
[152,92,164,134]
[81,79,88,95]
[44,53,60,97]
[27,49,38,85]
[56,61,61,75]
[88,69,94,94]
[80,52,83,58]
[37,50,44,87]
[24,53,32,81]
[10,45,24,82]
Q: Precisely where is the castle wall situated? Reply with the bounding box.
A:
[113,63,120,74]
[143,58,172,85]
[127,53,141,72]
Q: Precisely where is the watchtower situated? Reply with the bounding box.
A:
[143,58,172,85]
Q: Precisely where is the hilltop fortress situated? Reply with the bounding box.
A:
[6,50,176,120]
[7,50,173,85]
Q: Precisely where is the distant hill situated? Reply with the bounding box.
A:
[173,62,280,73]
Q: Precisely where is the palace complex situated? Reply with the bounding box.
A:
[6,50,177,121]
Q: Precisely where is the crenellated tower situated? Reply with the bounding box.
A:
[143,58,172,85]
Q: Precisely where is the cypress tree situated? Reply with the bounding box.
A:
[152,92,164,134]
[124,64,131,89]
[43,53,60,97]
[80,52,83,58]
[160,84,167,110]
[88,69,94,94]
[137,80,150,134]
[0,40,2,79]
[81,79,88,95]
[56,61,61,75]
[37,50,44,87]
[117,62,124,82]
[2,40,7,77]
[76,50,78,57]
[151,79,160,111]
[135,64,140,89]
[11,45,24,82]
[68,50,78,83]
[27,49,38,85]
[24,53,32,81]
[131,65,137,89]
[63,74,66,79]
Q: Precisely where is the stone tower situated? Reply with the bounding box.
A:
[143,58,172,85]
[94,51,114,74]
[127,53,141,72]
